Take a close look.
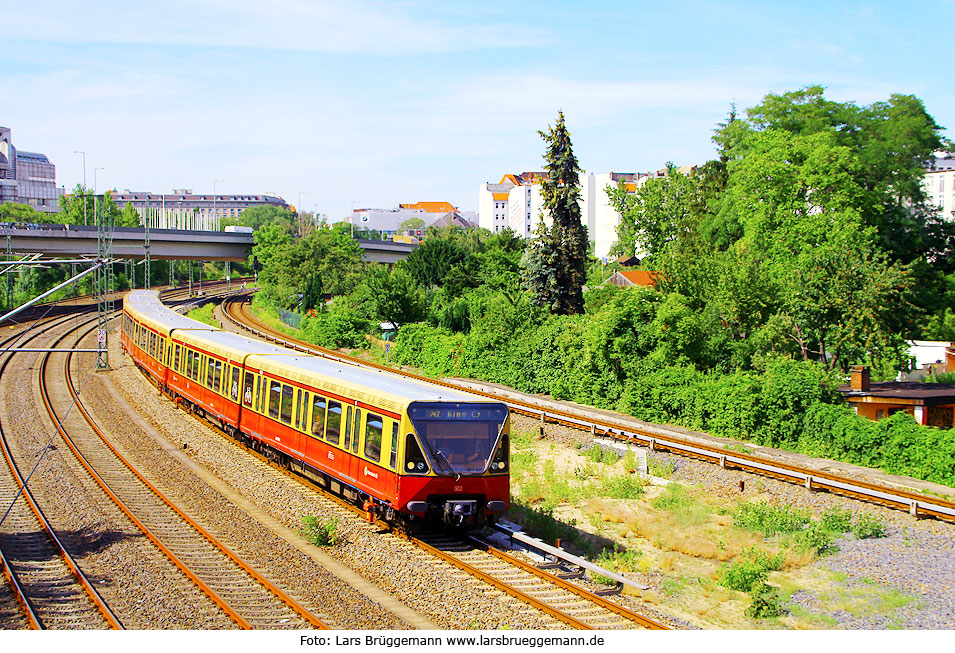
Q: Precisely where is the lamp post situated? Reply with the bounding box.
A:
[73,151,86,225]
[94,167,104,196]
[213,179,223,231]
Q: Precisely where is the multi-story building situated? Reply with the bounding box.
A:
[350,201,470,235]
[110,189,289,230]
[923,154,955,220]
[479,171,650,258]
[0,126,65,214]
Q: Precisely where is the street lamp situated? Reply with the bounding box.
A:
[73,151,86,225]
[213,179,223,230]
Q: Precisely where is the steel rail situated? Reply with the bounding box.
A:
[464,534,669,630]
[50,316,329,629]
[0,313,124,629]
[220,294,955,523]
[407,534,594,630]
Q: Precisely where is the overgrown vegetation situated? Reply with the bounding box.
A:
[300,515,340,546]
[186,303,219,327]
[243,88,955,489]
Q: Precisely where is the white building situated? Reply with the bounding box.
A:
[478,171,649,258]
[923,154,955,220]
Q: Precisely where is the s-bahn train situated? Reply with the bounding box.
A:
[121,290,510,527]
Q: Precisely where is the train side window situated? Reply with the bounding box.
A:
[389,423,399,470]
[326,401,342,446]
[404,434,429,474]
[280,384,293,424]
[186,350,194,379]
[192,351,200,380]
[214,361,223,393]
[256,376,264,412]
[230,367,240,400]
[242,371,254,406]
[311,395,326,438]
[299,391,309,431]
[343,405,354,450]
[206,357,216,389]
[268,380,281,419]
[174,345,181,372]
[351,409,359,454]
[364,413,383,462]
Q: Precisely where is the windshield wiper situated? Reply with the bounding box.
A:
[433,449,460,481]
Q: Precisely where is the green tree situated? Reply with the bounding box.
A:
[0,203,48,223]
[607,163,699,261]
[403,237,475,288]
[523,111,588,315]
[117,201,141,228]
[399,217,426,231]
[364,264,427,330]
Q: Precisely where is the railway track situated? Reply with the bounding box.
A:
[133,294,667,630]
[220,292,955,524]
[1,284,330,629]
[0,314,121,629]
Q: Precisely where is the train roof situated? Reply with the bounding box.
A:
[175,327,294,360]
[124,290,219,333]
[247,353,490,415]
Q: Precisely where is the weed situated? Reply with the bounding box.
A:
[301,515,339,546]
[622,448,639,473]
[852,513,887,539]
[793,521,836,555]
[581,443,620,465]
[723,443,752,454]
[820,506,853,532]
[718,547,783,592]
[599,473,646,499]
[746,583,783,618]
[592,546,642,584]
[661,576,686,597]
[509,504,581,548]
[734,500,810,536]
[651,483,692,511]
[647,456,676,478]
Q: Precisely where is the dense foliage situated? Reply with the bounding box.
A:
[249,93,955,488]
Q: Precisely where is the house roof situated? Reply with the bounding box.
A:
[617,270,658,286]
[398,201,457,213]
[839,381,955,406]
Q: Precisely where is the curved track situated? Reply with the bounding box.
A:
[221,293,955,524]
[1,283,329,628]
[0,314,121,629]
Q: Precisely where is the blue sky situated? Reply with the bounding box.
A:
[4,1,954,219]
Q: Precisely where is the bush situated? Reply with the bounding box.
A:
[301,516,339,546]
[300,304,373,349]
[852,513,887,539]
[718,547,782,592]
[599,474,646,499]
[734,501,811,536]
[651,483,692,511]
[793,521,835,554]
[746,582,783,619]
[820,506,853,532]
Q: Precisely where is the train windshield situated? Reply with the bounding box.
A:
[408,402,508,475]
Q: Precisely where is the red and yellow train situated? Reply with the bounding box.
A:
[121,290,510,527]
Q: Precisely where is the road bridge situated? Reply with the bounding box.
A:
[0,225,418,263]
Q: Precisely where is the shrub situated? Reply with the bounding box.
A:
[651,483,692,511]
[301,516,339,546]
[746,582,783,618]
[793,521,835,554]
[820,506,853,532]
[852,513,887,539]
[599,474,646,499]
[734,501,810,536]
[719,547,783,592]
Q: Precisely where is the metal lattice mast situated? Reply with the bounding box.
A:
[96,194,113,369]
[144,205,150,290]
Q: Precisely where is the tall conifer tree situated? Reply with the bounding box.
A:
[523,111,588,315]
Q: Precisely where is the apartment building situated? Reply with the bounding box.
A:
[923,154,955,220]
[110,190,289,230]
[0,126,65,214]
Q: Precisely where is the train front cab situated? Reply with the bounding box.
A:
[396,401,510,527]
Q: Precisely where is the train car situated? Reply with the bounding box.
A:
[121,290,510,527]
[167,328,288,433]
[122,295,215,386]
[240,352,509,526]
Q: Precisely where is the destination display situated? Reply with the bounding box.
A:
[409,402,507,423]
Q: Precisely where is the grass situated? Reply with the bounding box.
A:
[734,500,811,536]
[300,515,339,546]
[187,303,220,327]
[647,456,676,478]
[580,443,620,465]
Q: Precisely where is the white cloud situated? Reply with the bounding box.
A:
[8,0,545,54]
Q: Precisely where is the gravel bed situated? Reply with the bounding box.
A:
[90,330,568,630]
[521,416,955,629]
[0,332,232,629]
